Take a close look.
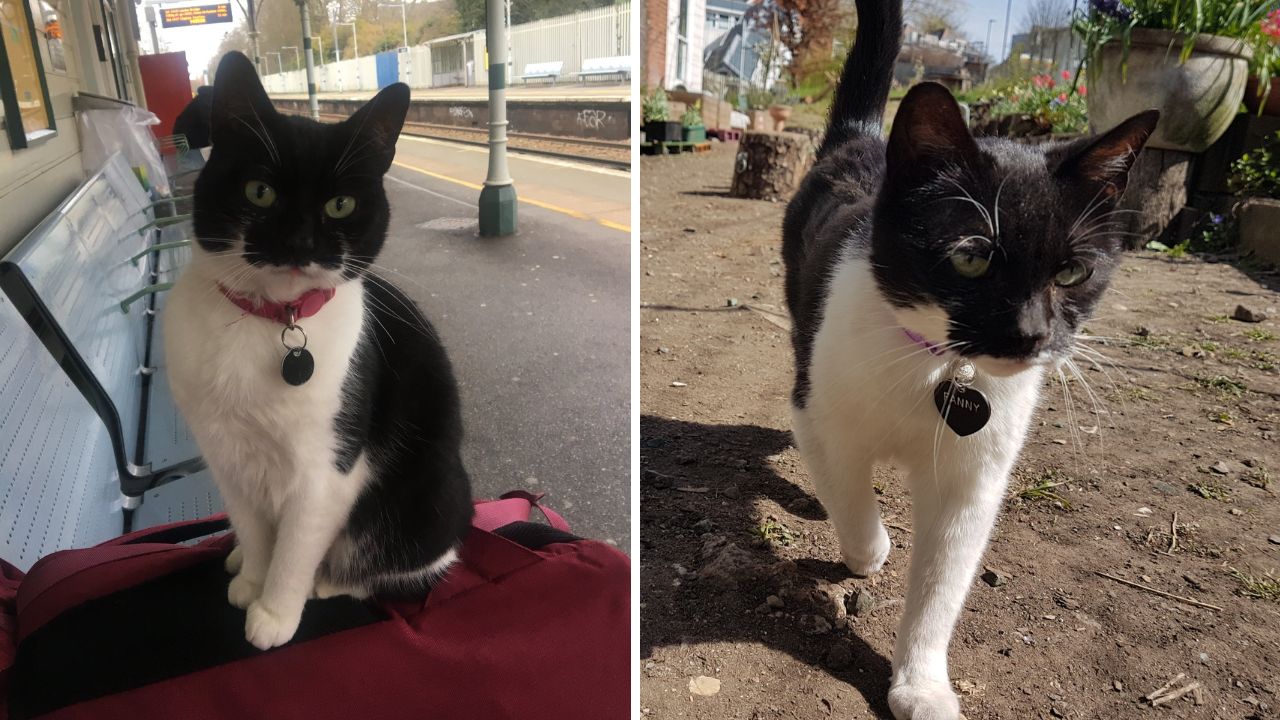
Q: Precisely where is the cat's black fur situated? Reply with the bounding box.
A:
[197,52,472,592]
[783,0,1159,407]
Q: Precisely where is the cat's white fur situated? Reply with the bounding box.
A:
[165,244,373,650]
[792,248,1046,720]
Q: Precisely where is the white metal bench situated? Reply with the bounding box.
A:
[577,56,631,82]
[0,154,222,568]
[519,61,564,84]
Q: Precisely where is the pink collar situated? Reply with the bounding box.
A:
[218,284,337,325]
[903,328,947,356]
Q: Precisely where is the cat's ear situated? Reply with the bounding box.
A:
[342,83,411,174]
[210,51,275,146]
[884,82,980,190]
[1054,110,1160,200]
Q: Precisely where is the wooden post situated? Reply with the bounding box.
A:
[729,131,815,201]
[1118,147,1194,248]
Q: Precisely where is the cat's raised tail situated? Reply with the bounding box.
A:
[820,0,904,158]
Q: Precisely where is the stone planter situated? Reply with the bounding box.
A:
[1087,29,1252,152]
[682,126,706,143]
[1243,76,1280,117]
[748,109,769,131]
[1238,197,1280,264]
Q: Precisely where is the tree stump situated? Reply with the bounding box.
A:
[1118,147,1194,248]
[730,131,815,202]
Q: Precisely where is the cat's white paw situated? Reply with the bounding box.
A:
[888,677,961,720]
[244,600,302,650]
[227,574,262,609]
[841,522,891,577]
[224,546,243,574]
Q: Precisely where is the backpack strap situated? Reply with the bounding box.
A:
[104,515,231,547]
[472,491,570,533]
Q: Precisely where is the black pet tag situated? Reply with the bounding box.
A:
[280,321,313,386]
[282,347,314,386]
[933,381,990,437]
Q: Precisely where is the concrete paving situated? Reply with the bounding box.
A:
[377,136,631,549]
[272,83,629,103]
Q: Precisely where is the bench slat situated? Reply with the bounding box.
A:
[131,469,223,531]
[0,294,122,570]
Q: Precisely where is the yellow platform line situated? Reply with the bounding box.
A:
[392,160,630,234]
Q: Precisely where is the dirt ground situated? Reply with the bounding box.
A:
[639,143,1280,720]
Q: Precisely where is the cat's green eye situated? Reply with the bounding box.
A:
[950,249,991,278]
[244,181,276,208]
[1054,259,1092,287]
[325,195,357,219]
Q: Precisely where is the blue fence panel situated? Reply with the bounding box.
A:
[375,51,399,89]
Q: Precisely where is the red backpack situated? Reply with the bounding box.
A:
[0,492,629,720]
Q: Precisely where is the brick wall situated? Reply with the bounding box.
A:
[642,0,667,90]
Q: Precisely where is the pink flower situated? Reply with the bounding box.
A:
[1058,92,1068,103]
[1262,9,1280,41]
[1061,70,1072,80]
[1079,85,1087,97]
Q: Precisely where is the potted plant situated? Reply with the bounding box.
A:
[1230,130,1280,263]
[1244,8,1280,115]
[681,102,706,143]
[642,87,682,143]
[1074,0,1272,152]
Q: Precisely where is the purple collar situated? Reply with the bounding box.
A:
[903,328,947,356]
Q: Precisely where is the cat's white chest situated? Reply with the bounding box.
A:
[805,255,1044,470]
[162,258,365,505]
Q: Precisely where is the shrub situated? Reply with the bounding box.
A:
[1229,131,1280,199]
[643,87,670,123]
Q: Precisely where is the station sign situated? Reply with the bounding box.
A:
[160,3,233,28]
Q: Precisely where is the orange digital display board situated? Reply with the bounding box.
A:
[159,4,233,28]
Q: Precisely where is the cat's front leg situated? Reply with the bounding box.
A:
[792,407,890,576]
[245,471,352,650]
[221,495,275,610]
[888,461,1008,720]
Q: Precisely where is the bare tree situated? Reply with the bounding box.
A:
[1021,0,1072,32]
[905,0,967,37]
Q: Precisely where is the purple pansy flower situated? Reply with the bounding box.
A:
[1091,0,1133,21]
[1211,213,1224,225]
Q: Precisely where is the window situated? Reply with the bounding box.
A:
[36,0,67,73]
[0,0,56,149]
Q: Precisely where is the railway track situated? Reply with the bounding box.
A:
[304,110,631,171]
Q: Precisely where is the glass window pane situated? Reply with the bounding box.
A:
[34,0,66,73]
[1,0,51,135]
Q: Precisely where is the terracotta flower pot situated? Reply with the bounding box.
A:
[1243,75,1280,116]
[1087,29,1253,152]
[768,104,792,132]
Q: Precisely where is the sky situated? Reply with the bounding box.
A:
[959,0,1029,61]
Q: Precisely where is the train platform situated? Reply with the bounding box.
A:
[380,134,631,548]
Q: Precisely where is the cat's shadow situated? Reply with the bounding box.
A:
[641,415,894,719]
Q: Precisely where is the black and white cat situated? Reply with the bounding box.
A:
[783,2,1157,717]
[165,52,472,650]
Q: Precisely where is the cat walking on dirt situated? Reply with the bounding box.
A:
[782,1,1157,716]
[165,52,472,650]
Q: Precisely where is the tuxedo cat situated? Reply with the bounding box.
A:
[165,52,472,650]
[782,2,1157,717]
